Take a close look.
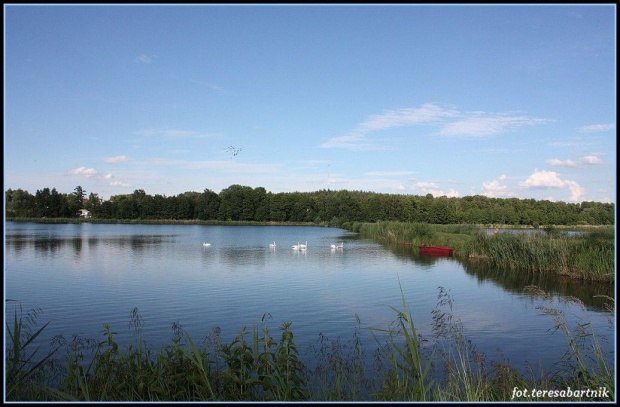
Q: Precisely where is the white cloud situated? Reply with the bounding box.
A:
[411,181,459,197]
[578,123,615,133]
[546,155,602,167]
[321,104,552,150]
[104,155,130,164]
[437,114,551,138]
[521,169,566,188]
[136,54,154,64]
[546,158,578,167]
[481,175,514,198]
[356,103,459,133]
[320,103,458,150]
[415,181,439,189]
[68,167,98,178]
[100,173,113,180]
[320,133,373,150]
[579,155,602,165]
[564,180,586,202]
[110,180,131,187]
[520,169,585,202]
[189,79,227,95]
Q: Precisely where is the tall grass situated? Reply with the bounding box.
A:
[352,221,437,246]
[467,230,614,282]
[522,286,615,401]
[346,221,614,282]
[370,281,435,401]
[5,300,61,400]
[5,289,615,402]
[305,320,375,400]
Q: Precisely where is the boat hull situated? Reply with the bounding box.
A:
[418,245,453,257]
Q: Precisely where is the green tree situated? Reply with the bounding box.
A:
[196,189,221,220]
[5,189,35,217]
[219,185,257,221]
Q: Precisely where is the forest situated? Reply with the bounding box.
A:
[5,184,615,226]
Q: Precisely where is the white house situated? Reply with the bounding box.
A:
[78,209,91,218]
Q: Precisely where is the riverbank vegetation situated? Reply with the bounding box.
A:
[5,184,614,226]
[6,186,614,282]
[343,221,614,283]
[6,287,614,402]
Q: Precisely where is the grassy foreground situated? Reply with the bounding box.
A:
[343,221,615,283]
[5,286,614,402]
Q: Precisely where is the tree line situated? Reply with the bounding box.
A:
[5,184,615,226]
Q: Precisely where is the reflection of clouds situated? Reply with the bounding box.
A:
[7,224,613,377]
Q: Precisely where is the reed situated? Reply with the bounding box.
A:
[305,323,374,401]
[5,300,61,401]
[468,231,614,282]
[523,286,615,401]
[5,290,614,402]
[369,281,435,401]
[346,221,613,282]
[354,221,437,246]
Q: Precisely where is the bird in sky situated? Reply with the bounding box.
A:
[225,146,242,158]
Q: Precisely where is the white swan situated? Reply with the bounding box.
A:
[203,242,211,247]
[300,241,308,250]
[331,242,343,249]
[292,242,301,250]
[269,241,276,248]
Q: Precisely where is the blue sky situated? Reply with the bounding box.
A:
[4,4,616,203]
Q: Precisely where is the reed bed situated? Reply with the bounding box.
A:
[467,231,614,282]
[5,288,614,402]
[345,221,614,282]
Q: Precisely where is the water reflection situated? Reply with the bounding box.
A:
[384,242,613,309]
[5,222,614,386]
[5,233,176,257]
[460,260,614,309]
[218,247,270,267]
[386,243,448,270]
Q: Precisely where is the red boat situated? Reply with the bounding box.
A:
[418,245,454,257]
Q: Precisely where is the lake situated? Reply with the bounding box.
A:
[4,221,615,382]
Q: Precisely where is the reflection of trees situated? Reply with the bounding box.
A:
[34,239,64,257]
[5,234,172,257]
[218,248,269,268]
[383,241,613,309]
[72,237,83,254]
[5,235,27,255]
[460,260,614,309]
[87,237,99,249]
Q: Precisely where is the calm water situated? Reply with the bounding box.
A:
[4,221,615,379]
